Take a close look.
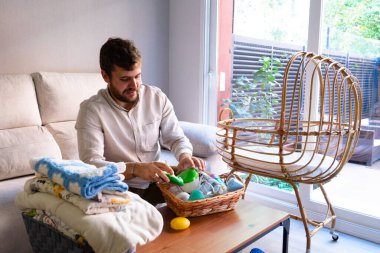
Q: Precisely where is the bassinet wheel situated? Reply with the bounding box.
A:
[331,231,339,241]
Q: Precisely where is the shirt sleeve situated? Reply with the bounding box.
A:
[159,93,193,161]
[75,101,112,168]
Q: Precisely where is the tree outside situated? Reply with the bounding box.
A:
[233,0,379,57]
[323,0,380,57]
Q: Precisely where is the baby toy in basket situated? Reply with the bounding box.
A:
[166,168,244,201]
[158,168,245,217]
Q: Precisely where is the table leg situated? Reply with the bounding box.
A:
[281,218,290,253]
[230,217,291,253]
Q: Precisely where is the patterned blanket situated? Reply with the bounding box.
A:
[25,177,131,214]
[31,157,128,199]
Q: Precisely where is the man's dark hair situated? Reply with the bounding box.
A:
[100,38,142,77]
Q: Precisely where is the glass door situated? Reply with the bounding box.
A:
[218,0,311,204]
[215,0,380,243]
[307,0,380,238]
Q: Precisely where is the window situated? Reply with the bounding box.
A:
[214,0,380,243]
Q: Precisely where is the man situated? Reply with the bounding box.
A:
[76,38,205,205]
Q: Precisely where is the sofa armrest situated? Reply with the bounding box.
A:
[179,121,218,158]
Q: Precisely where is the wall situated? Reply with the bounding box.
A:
[169,0,205,123]
[0,0,209,123]
[0,0,169,93]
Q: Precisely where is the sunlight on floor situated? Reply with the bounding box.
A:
[311,161,380,218]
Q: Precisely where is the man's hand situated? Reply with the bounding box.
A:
[177,153,206,173]
[134,162,174,183]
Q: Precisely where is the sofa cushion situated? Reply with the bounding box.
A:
[179,121,218,158]
[160,150,179,166]
[0,74,41,130]
[0,126,61,180]
[45,121,79,160]
[32,72,105,125]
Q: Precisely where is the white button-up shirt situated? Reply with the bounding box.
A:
[75,84,193,188]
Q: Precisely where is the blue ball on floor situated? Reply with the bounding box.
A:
[250,248,265,253]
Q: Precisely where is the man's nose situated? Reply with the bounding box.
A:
[129,78,139,89]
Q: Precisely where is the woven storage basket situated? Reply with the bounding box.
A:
[158,173,245,217]
[22,212,94,253]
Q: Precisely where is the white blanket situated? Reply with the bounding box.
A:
[15,191,163,253]
[24,177,131,215]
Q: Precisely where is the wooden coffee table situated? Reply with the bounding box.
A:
[137,200,290,253]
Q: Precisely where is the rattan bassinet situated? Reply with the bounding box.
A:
[217,52,362,252]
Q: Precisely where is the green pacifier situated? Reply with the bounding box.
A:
[165,172,184,186]
[177,168,199,183]
[178,168,200,193]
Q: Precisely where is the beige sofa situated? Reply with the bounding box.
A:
[0,72,225,253]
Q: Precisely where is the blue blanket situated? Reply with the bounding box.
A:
[32,157,128,199]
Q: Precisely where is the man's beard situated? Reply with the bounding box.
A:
[109,86,139,106]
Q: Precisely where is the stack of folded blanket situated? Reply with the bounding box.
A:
[16,157,163,253]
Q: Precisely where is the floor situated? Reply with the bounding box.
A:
[240,218,380,253]
[311,161,380,218]
[236,160,380,252]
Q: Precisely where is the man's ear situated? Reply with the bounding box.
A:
[101,70,110,84]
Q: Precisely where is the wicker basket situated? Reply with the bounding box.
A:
[157,173,245,217]
[22,212,94,253]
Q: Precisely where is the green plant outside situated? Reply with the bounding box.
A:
[221,56,282,119]
[232,169,299,192]
[223,56,299,191]
[250,174,299,191]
